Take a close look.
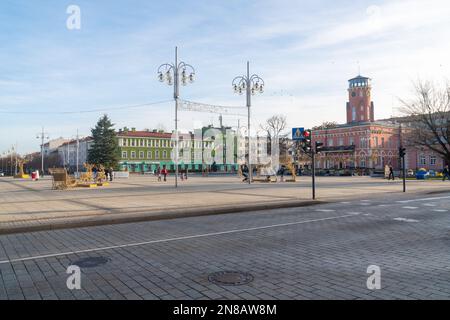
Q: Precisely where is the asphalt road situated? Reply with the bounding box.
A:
[0,191,449,300]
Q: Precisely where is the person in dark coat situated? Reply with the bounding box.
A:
[388,165,395,180]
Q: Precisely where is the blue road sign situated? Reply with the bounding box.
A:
[292,127,305,140]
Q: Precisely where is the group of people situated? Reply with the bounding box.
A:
[153,166,188,182]
[385,164,450,181]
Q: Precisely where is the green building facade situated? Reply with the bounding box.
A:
[116,127,239,173]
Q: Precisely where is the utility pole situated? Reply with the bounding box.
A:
[76,129,80,175]
[36,127,49,176]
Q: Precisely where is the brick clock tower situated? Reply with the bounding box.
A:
[346,75,374,124]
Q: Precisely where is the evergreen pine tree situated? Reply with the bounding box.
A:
[88,115,119,168]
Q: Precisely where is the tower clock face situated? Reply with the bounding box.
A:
[351,91,356,97]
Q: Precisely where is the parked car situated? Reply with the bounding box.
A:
[0,171,4,177]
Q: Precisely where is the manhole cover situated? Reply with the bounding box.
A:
[208,271,254,286]
[71,256,110,268]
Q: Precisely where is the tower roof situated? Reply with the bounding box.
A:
[348,75,371,88]
[348,75,371,82]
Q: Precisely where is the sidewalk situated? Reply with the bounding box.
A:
[0,175,449,234]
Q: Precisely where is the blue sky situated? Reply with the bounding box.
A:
[1,0,450,153]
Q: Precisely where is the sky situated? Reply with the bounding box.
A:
[1,0,450,154]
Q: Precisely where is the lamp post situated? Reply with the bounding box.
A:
[10,146,14,177]
[157,47,195,188]
[232,61,265,184]
[36,128,49,176]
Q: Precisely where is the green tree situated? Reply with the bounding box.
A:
[88,114,119,168]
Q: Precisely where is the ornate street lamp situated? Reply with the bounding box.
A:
[157,47,195,188]
[232,62,265,184]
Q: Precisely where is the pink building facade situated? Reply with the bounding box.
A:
[312,75,446,172]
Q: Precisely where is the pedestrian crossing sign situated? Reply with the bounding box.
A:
[292,127,305,140]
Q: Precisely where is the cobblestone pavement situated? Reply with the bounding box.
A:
[0,175,449,233]
[0,191,449,300]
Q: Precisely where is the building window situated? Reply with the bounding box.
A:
[349,137,354,145]
[381,137,385,148]
[360,158,366,168]
[163,150,167,159]
[139,151,144,159]
[430,155,436,165]
[131,151,136,159]
[155,150,159,159]
[352,107,356,121]
[338,138,344,146]
[419,155,426,166]
[123,139,127,147]
[122,151,127,158]
[148,151,152,159]
[155,141,160,147]
[327,139,334,147]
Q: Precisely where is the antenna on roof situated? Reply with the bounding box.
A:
[357,60,361,76]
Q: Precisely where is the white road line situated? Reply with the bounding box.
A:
[340,202,351,204]
[394,217,419,223]
[397,195,450,203]
[402,206,419,210]
[361,200,371,202]
[432,209,448,212]
[0,214,356,265]
[315,209,336,212]
[347,212,361,215]
[423,203,436,207]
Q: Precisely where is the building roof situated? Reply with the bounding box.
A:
[348,75,371,82]
[117,130,173,138]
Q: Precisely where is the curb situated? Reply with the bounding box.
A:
[0,199,325,235]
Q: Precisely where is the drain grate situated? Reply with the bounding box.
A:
[208,271,254,286]
[71,256,110,268]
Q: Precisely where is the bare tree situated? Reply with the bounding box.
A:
[312,121,338,131]
[399,80,450,164]
[260,115,288,156]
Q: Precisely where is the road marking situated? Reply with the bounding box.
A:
[402,206,419,210]
[423,203,436,207]
[394,217,419,223]
[315,209,336,212]
[361,200,371,202]
[340,201,351,204]
[377,204,390,207]
[0,214,356,265]
[432,209,448,212]
[363,213,372,216]
[397,195,450,203]
[347,212,361,215]
[360,203,371,206]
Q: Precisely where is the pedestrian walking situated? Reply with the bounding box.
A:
[443,165,450,181]
[162,165,168,182]
[388,165,395,180]
[241,164,249,182]
[109,166,114,181]
[156,166,162,182]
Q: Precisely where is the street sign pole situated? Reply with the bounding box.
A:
[402,156,406,193]
[312,150,316,200]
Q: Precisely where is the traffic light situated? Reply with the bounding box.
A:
[315,141,324,154]
[302,129,312,154]
[399,147,406,158]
